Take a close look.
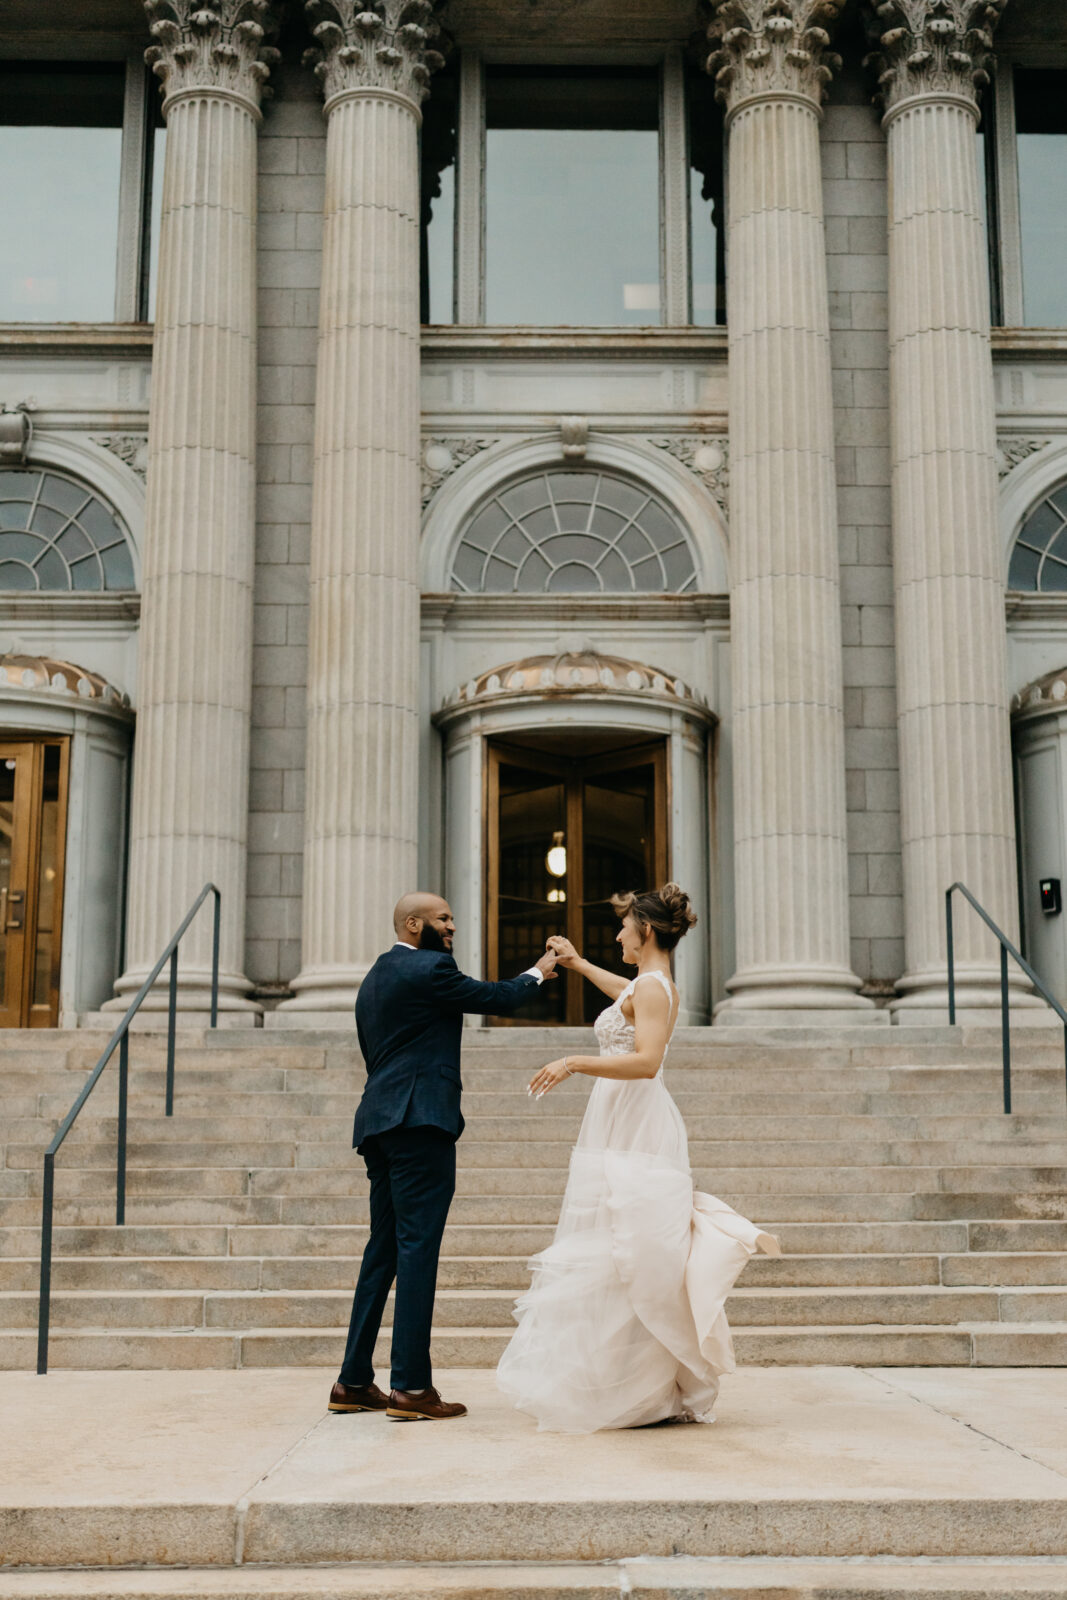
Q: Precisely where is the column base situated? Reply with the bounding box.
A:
[890,965,1053,1026]
[276,964,370,1016]
[716,964,879,1026]
[102,964,261,1020]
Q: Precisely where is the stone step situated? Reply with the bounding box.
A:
[8,1318,1067,1369]
[2,1560,1067,1599]
[5,1560,1067,1600]
[10,1284,1067,1333]
[7,1191,1066,1228]
[8,1321,1066,1369]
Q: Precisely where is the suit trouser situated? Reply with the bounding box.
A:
[338,1124,457,1392]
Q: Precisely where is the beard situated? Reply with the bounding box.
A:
[418,923,451,953]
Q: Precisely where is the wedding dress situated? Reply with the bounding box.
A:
[496,969,780,1433]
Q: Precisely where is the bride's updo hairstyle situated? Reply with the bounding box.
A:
[610,883,697,952]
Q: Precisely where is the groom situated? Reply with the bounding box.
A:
[328,891,556,1421]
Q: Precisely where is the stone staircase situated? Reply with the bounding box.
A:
[1,1025,1067,1371]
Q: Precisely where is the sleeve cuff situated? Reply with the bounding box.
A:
[522,966,544,985]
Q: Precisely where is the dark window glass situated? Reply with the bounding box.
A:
[688,68,726,327]
[146,117,167,322]
[420,55,457,324]
[0,61,125,322]
[1014,69,1067,327]
[484,67,661,326]
[1009,480,1067,592]
[0,469,135,591]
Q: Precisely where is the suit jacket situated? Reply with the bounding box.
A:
[352,947,540,1148]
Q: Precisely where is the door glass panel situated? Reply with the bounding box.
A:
[582,769,655,1024]
[0,756,14,998]
[32,745,61,1009]
[497,763,566,1024]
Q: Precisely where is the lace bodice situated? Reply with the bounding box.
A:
[593,970,676,1073]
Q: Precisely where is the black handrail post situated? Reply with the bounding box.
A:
[36,1152,54,1375]
[946,887,956,1027]
[166,947,178,1117]
[116,1029,129,1226]
[211,888,220,1030]
[1000,942,1012,1115]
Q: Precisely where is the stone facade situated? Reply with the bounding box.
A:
[2,0,1067,1025]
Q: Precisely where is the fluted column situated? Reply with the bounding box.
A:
[281,2,442,1012]
[870,1,1030,1016]
[707,1,873,1020]
[110,2,278,1014]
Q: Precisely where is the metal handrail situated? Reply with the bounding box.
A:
[37,883,221,1375]
[945,881,1067,1115]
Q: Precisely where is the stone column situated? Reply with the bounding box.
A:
[280,1,442,1013]
[869,1,1031,1017]
[110,1,278,1015]
[707,1,874,1021]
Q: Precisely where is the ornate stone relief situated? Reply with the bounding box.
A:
[559,417,589,461]
[144,0,281,110]
[863,0,1005,114]
[704,0,843,113]
[997,436,1051,480]
[648,435,730,515]
[303,0,445,109]
[421,436,497,509]
[90,434,150,480]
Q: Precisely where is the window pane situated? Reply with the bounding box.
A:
[1015,69,1067,328]
[421,58,457,325]
[688,69,726,327]
[147,124,167,322]
[0,468,135,591]
[484,68,661,327]
[0,62,124,322]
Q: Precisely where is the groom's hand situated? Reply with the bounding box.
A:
[534,951,558,981]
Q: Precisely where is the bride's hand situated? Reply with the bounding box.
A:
[528,1057,573,1099]
[546,935,580,968]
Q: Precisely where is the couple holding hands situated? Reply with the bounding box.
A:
[328,885,778,1434]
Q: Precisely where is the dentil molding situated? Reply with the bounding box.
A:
[144,0,281,113]
[303,0,445,111]
[705,0,843,116]
[863,0,1005,116]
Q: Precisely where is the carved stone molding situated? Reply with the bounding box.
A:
[705,0,843,117]
[997,436,1051,480]
[90,433,150,480]
[559,417,589,461]
[421,436,497,509]
[864,0,1005,117]
[144,0,281,113]
[648,434,730,515]
[303,0,445,112]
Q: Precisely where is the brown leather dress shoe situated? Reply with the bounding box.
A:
[328,1379,389,1413]
[386,1385,468,1421]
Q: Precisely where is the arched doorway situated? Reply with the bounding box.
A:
[434,650,716,1026]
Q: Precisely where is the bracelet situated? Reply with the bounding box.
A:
[563,1057,573,1077]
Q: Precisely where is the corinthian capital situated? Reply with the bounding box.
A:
[864,0,1005,116]
[145,0,281,113]
[705,0,843,117]
[303,0,445,112]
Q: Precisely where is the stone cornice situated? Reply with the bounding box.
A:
[303,0,445,115]
[864,0,1005,119]
[704,0,843,119]
[144,0,281,117]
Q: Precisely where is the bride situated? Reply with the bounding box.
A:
[496,884,780,1434]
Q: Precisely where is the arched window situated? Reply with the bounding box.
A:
[449,470,698,595]
[1009,478,1067,591]
[0,468,135,592]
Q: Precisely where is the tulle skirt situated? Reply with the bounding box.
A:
[496,1074,780,1433]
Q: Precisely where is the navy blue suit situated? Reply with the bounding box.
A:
[339,946,541,1392]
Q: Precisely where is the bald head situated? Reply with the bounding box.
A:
[393,892,455,952]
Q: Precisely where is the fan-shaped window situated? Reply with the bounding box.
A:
[449,470,698,595]
[0,468,135,592]
[1008,479,1067,591]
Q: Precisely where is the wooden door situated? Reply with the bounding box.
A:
[486,737,668,1025]
[0,738,70,1028]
